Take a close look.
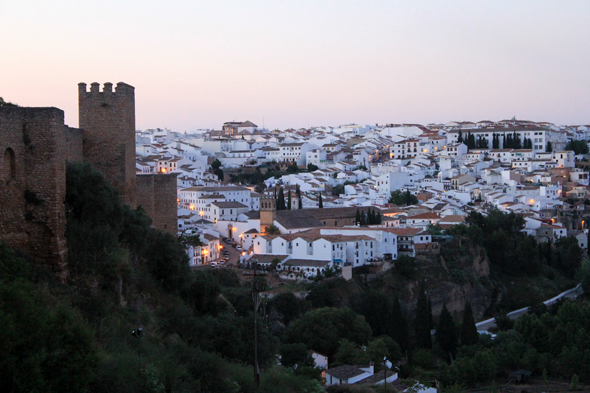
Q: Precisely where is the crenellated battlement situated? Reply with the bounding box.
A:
[78,82,135,96]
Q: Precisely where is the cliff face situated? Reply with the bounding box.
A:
[392,241,494,322]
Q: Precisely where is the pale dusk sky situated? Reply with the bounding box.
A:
[1,0,589,131]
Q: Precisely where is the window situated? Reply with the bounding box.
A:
[2,148,16,182]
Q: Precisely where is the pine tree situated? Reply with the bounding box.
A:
[414,284,432,349]
[318,193,323,209]
[460,301,479,346]
[287,191,292,210]
[436,304,457,362]
[391,296,409,350]
[356,209,361,225]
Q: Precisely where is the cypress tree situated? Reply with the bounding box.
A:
[391,296,409,351]
[318,193,323,209]
[376,212,382,224]
[436,304,457,363]
[287,191,292,210]
[457,130,463,143]
[414,284,432,349]
[460,301,479,346]
[356,209,361,225]
[427,297,434,329]
[546,141,552,152]
[277,187,286,210]
[502,134,506,149]
[360,211,366,226]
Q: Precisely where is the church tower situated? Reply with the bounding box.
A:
[260,192,276,234]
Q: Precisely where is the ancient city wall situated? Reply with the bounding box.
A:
[136,173,178,234]
[65,126,84,163]
[0,107,68,279]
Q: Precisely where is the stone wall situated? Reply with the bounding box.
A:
[136,173,178,234]
[0,107,68,279]
[79,82,137,207]
[65,126,84,163]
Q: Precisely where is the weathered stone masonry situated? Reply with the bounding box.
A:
[79,82,137,208]
[0,107,68,279]
[0,82,178,279]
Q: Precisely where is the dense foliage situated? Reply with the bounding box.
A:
[565,139,589,155]
[388,189,418,206]
[0,163,332,392]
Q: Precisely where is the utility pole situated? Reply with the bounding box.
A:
[244,260,267,392]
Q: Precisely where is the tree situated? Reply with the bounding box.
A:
[414,284,432,349]
[554,236,584,278]
[271,293,301,325]
[214,167,224,181]
[405,189,418,206]
[0,97,17,106]
[436,304,457,362]
[266,224,281,235]
[277,187,286,210]
[285,307,373,359]
[389,189,417,206]
[211,158,222,170]
[187,271,221,315]
[318,193,323,209]
[280,343,314,368]
[287,161,299,173]
[457,130,463,144]
[355,209,361,225]
[391,296,409,350]
[565,139,589,155]
[334,339,368,366]
[307,163,319,172]
[546,141,553,152]
[333,184,344,196]
[461,301,479,346]
[287,191,292,210]
[395,254,415,278]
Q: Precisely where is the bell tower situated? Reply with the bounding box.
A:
[259,192,276,234]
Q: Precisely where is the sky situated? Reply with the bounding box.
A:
[1,0,589,131]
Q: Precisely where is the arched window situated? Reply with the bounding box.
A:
[2,148,16,182]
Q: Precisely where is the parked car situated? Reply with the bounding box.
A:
[210,262,217,268]
[236,246,242,251]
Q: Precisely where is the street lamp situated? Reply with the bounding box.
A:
[131,328,143,372]
[382,357,390,388]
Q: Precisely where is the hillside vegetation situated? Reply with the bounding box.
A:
[0,162,322,393]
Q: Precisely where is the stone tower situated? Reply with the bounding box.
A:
[78,82,137,207]
[260,192,276,233]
